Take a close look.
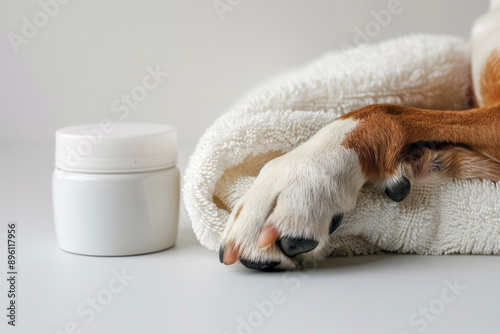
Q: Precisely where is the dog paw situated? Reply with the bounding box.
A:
[219,119,371,270]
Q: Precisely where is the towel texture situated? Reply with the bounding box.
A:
[183,34,500,256]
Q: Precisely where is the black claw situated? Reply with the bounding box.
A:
[385,176,411,202]
[277,237,319,258]
[219,245,225,264]
[239,258,281,271]
[329,214,344,234]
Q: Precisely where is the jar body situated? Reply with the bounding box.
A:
[52,167,180,256]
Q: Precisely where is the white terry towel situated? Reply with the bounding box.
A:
[183,34,500,256]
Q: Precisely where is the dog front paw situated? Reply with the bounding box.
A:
[219,119,368,270]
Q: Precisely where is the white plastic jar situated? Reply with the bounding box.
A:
[52,122,179,256]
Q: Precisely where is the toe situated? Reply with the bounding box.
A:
[277,236,319,258]
[258,226,279,249]
[385,176,411,202]
[222,243,239,265]
[240,258,281,271]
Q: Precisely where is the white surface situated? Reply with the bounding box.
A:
[55,122,177,172]
[1,144,500,334]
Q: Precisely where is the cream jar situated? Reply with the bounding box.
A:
[52,122,179,256]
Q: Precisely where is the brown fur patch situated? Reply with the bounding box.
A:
[434,146,500,181]
[480,49,500,107]
[405,145,500,182]
[340,105,404,179]
[340,104,500,180]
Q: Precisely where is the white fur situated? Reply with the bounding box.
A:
[471,4,500,105]
[221,119,364,268]
[471,6,500,105]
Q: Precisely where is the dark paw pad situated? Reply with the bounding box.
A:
[277,237,319,258]
[385,176,411,202]
[239,258,281,271]
[329,214,344,234]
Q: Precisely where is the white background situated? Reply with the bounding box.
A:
[0,0,488,147]
[1,1,499,334]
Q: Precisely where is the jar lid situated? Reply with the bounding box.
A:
[55,122,177,172]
